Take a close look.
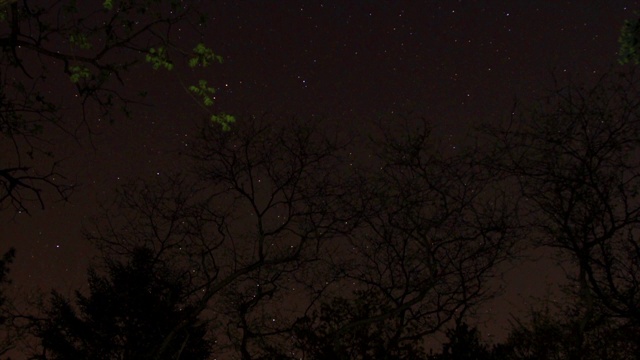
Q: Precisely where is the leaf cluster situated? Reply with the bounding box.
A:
[0,0,229,214]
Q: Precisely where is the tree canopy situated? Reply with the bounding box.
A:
[0,0,230,214]
[8,68,640,356]
[619,16,640,64]
[34,247,212,360]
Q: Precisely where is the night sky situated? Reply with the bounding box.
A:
[3,0,639,342]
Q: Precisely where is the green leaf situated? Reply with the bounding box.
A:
[188,79,216,107]
[103,0,113,10]
[69,65,91,83]
[70,33,93,49]
[188,43,223,68]
[145,47,174,70]
[211,113,235,131]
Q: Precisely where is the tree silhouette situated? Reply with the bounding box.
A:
[483,69,640,357]
[619,15,640,65]
[33,247,212,360]
[493,303,640,360]
[428,322,492,360]
[84,115,356,359]
[0,248,14,312]
[286,292,429,360]
[291,120,517,358]
[132,116,519,359]
[0,248,15,357]
[0,0,227,214]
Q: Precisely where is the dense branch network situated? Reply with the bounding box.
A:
[62,115,518,359]
[0,0,224,214]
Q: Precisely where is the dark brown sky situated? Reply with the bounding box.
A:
[3,0,639,341]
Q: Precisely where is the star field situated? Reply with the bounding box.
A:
[2,0,639,342]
